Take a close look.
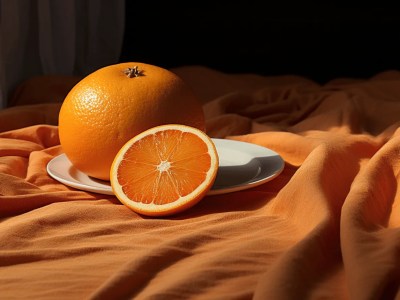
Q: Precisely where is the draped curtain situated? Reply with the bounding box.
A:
[0,0,125,108]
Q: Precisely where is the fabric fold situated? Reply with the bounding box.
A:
[1,67,400,299]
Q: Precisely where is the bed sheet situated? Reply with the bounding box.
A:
[1,66,400,299]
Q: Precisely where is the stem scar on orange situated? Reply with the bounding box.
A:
[58,62,205,181]
[110,124,219,217]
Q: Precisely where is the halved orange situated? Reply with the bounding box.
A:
[110,124,219,217]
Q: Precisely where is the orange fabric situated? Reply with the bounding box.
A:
[1,67,400,299]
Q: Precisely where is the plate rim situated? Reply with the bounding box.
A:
[47,138,284,196]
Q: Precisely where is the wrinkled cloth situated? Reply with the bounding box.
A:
[1,67,400,299]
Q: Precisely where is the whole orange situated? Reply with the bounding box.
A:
[58,62,205,181]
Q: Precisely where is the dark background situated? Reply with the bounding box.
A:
[120,2,400,84]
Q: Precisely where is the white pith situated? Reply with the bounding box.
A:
[157,160,171,172]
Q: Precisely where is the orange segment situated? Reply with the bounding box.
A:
[110,124,219,216]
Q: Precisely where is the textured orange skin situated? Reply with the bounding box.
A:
[58,62,205,180]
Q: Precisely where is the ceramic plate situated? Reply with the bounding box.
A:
[47,138,284,196]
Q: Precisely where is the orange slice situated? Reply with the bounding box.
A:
[110,124,219,217]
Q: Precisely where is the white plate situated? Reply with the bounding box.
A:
[47,138,284,196]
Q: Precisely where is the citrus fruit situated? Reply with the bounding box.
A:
[110,124,219,217]
[58,62,205,181]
